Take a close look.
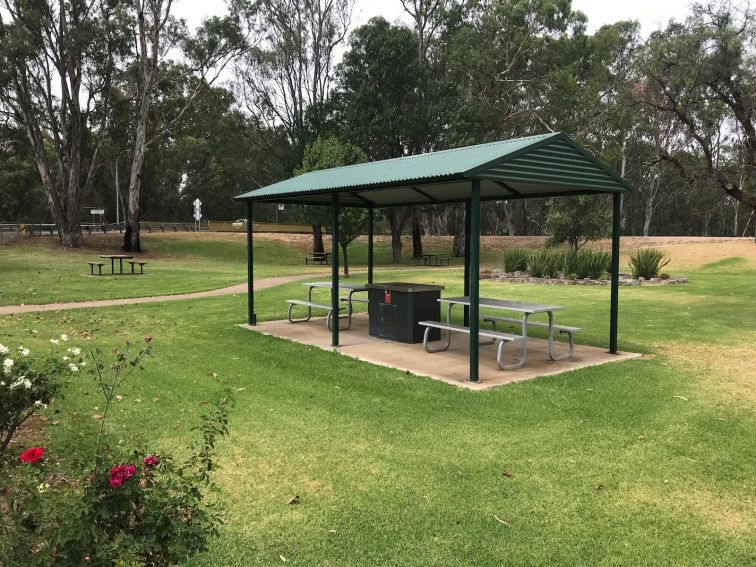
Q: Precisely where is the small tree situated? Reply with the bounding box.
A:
[546,195,611,252]
[295,137,368,274]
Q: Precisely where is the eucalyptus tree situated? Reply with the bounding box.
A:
[333,17,423,263]
[234,0,353,168]
[0,0,130,246]
[123,1,245,251]
[295,136,368,276]
[636,1,756,234]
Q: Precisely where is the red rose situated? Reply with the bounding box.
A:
[109,464,137,488]
[144,335,152,344]
[19,447,44,464]
[143,455,160,467]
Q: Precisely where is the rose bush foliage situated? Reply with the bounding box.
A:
[1,336,80,454]
[0,337,235,566]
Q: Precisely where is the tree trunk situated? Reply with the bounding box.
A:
[452,205,465,257]
[341,242,349,277]
[386,208,412,263]
[312,224,324,253]
[503,202,516,236]
[643,199,654,237]
[411,209,423,258]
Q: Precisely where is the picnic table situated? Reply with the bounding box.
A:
[414,253,440,266]
[419,296,581,370]
[286,281,368,330]
[100,254,133,275]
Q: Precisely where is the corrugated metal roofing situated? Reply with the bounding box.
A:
[235,132,634,207]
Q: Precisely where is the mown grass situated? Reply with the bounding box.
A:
[0,234,314,306]
[0,243,754,565]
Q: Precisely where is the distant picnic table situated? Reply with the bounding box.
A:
[100,254,133,275]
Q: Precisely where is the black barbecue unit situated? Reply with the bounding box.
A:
[366,282,444,343]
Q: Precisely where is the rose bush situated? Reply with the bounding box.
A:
[1,337,235,567]
[0,336,80,455]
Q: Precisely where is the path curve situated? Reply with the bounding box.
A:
[0,273,322,315]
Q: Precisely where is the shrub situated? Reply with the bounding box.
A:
[629,248,670,279]
[1,337,235,567]
[563,249,611,279]
[502,248,529,272]
[527,249,563,278]
[0,336,77,455]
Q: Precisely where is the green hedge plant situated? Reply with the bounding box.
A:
[629,248,670,279]
[527,249,563,278]
[503,248,529,272]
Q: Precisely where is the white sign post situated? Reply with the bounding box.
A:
[192,199,202,231]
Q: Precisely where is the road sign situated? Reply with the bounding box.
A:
[91,209,105,215]
[193,210,202,221]
[193,198,202,209]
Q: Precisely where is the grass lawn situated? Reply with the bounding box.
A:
[0,236,754,565]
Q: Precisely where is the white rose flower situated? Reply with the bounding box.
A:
[60,334,69,342]
[18,347,30,356]
[2,358,13,375]
[0,381,5,386]
[34,400,47,409]
[70,347,81,356]
[0,344,8,355]
[62,356,69,361]
[68,363,79,372]
[50,339,59,345]
[79,361,87,366]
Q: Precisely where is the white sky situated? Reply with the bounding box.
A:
[175,0,694,36]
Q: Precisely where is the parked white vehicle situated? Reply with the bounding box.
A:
[232,218,248,228]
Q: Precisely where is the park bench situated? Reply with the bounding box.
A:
[482,316,582,360]
[87,261,105,276]
[438,256,451,266]
[286,299,347,330]
[128,260,148,274]
[304,252,330,265]
[418,320,525,370]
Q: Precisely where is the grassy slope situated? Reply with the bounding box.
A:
[1,246,754,565]
[0,234,313,306]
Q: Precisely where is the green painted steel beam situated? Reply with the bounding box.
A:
[464,200,471,327]
[468,180,481,382]
[610,192,621,354]
[246,201,256,325]
[331,194,339,348]
[367,207,374,285]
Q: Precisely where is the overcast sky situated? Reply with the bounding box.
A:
[175,0,694,36]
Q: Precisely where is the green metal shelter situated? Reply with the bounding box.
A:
[235,132,636,382]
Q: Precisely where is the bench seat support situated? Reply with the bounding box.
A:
[418,321,526,370]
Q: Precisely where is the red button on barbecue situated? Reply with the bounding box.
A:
[384,291,391,304]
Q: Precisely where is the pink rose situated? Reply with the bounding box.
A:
[143,455,160,468]
[109,464,137,488]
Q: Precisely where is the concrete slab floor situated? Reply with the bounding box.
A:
[239,314,641,391]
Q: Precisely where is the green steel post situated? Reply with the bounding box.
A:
[469,181,481,382]
[609,192,621,354]
[331,194,340,347]
[367,207,374,284]
[463,200,471,326]
[246,201,256,325]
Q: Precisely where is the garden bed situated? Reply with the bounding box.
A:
[482,269,688,286]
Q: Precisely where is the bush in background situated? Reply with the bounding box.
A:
[563,249,611,279]
[503,248,529,272]
[527,249,563,278]
[629,248,670,279]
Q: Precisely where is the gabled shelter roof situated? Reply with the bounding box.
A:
[235,132,635,207]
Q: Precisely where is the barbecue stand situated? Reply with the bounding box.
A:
[367,282,444,343]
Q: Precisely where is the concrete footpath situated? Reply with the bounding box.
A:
[0,273,319,315]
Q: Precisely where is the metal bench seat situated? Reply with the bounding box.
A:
[286,299,350,330]
[418,320,524,370]
[483,315,581,360]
